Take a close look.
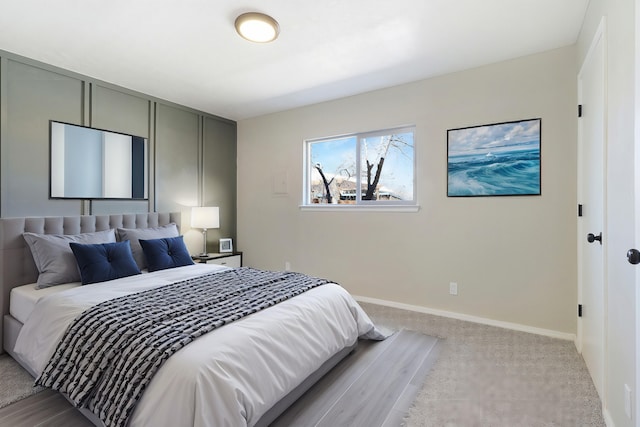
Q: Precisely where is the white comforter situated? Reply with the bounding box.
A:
[14,264,383,427]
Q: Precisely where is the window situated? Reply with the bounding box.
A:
[304,126,415,206]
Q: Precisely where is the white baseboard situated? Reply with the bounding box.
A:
[602,408,615,427]
[354,295,577,342]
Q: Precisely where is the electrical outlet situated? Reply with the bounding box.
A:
[624,384,632,419]
[449,282,458,296]
[285,261,291,271]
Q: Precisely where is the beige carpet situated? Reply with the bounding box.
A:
[359,302,606,427]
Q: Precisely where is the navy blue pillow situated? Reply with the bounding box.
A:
[70,241,141,285]
[139,235,194,272]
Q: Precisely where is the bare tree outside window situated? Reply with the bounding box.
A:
[361,133,414,201]
[314,163,334,204]
[306,127,415,206]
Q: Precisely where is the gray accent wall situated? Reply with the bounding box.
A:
[1,59,84,216]
[204,116,237,246]
[155,103,200,247]
[0,50,237,249]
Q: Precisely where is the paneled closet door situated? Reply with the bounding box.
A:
[577,18,606,402]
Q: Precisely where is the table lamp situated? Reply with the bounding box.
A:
[191,206,220,257]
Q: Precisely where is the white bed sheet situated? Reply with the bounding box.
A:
[14,264,382,427]
[10,282,79,324]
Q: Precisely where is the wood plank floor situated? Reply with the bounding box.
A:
[0,389,92,427]
[271,330,440,427]
[0,330,440,427]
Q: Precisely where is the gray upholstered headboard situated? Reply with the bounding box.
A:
[0,212,180,354]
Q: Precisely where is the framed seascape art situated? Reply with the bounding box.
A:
[447,118,541,197]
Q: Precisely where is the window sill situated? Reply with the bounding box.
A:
[299,204,420,213]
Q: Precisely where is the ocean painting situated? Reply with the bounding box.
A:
[447,118,541,197]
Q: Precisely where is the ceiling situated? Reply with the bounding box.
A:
[0,0,589,121]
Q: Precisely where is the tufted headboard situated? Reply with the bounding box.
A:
[0,212,180,354]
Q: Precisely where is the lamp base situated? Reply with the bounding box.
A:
[200,229,208,257]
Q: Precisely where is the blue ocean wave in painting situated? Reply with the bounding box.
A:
[448,148,540,196]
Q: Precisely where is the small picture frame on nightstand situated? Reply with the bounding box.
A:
[219,238,233,253]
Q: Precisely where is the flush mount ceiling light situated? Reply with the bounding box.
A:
[235,12,280,43]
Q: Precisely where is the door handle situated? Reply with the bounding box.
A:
[627,249,640,265]
[587,232,602,244]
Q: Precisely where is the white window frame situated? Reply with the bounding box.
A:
[302,126,418,211]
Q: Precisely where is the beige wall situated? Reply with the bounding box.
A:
[238,46,577,335]
[577,0,637,425]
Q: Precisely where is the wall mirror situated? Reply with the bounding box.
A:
[50,121,148,200]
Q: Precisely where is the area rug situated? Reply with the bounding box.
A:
[0,354,43,409]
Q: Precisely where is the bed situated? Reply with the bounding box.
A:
[0,213,384,427]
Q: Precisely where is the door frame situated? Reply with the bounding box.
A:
[635,0,640,421]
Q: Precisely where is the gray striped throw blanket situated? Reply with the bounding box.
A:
[36,267,331,427]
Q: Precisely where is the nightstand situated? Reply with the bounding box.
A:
[192,252,243,268]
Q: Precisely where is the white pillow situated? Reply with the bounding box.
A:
[23,229,117,289]
[116,223,179,270]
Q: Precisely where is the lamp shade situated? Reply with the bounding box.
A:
[191,207,220,229]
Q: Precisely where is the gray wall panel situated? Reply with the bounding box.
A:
[91,84,150,138]
[204,116,237,248]
[2,60,83,217]
[90,84,151,215]
[155,103,199,232]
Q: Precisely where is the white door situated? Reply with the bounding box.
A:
[635,0,640,421]
[577,19,607,400]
